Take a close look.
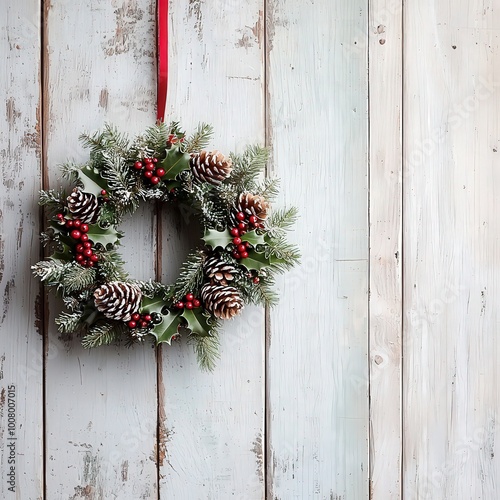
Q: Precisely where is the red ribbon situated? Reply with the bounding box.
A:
[157,0,168,122]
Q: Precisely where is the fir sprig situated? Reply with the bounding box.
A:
[184,123,213,153]
[81,322,122,349]
[172,252,205,300]
[188,329,221,371]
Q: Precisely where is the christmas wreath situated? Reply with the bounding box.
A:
[32,123,299,369]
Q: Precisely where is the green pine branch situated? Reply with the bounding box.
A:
[39,188,67,212]
[97,250,128,282]
[172,252,205,300]
[227,145,269,191]
[184,123,214,153]
[235,275,279,307]
[61,263,97,293]
[80,124,130,158]
[266,206,299,237]
[188,329,221,372]
[81,322,122,349]
[55,310,85,335]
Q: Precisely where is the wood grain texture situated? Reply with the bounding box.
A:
[0,1,43,498]
[44,0,158,497]
[403,1,500,498]
[266,0,369,497]
[158,1,266,498]
[368,1,403,498]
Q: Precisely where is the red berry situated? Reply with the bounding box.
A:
[75,244,84,253]
[57,213,64,219]
[90,254,99,262]
[83,241,92,249]
[151,176,160,185]
[87,260,95,268]
[241,251,249,259]
[140,321,149,328]
[144,314,152,322]
[132,313,140,321]
[65,220,74,228]
[176,301,184,309]
[233,237,242,245]
[152,158,158,163]
[230,228,240,237]
[236,212,245,221]
[83,249,93,257]
[185,302,194,310]
[134,161,143,170]
[240,230,246,236]
[253,277,260,284]
[249,215,258,224]
[232,251,241,259]
[145,157,153,163]
[101,190,107,196]
[145,163,155,171]
[75,254,84,262]
[237,244,246,253]
[193,299,201,307]
[128,321,137,329]
[80,234,89,242]
[156,168,165,177]
[245,241,250,247]
[238,222,246,230]
[70,230,81,240]
[185,293,194,302]
[80,224,89,233]
[73,220,81,228]
[144,170,153,179]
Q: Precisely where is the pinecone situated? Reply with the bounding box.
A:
[204,255,237,285]
[94,282,142,322]
[232,192,270,223]
[190,150,232,185]
[200,283,243,320]
[67,188,99,224]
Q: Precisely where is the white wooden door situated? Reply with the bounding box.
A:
[1,0,499,499]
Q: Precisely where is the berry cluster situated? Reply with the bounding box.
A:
[174,292,201,310]
[57,214,98,267]
[229,212,264,260]
[127,313,152,329]
[133,157,165,185]
[166,134,183,147]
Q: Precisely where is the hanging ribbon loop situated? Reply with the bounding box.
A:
[157,0,168,122]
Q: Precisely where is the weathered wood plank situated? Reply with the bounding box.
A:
[0,2,43,498]
[158,1,266,498]
[368,1,403,498]
[403,1,500,498]
[44,0,158,497]
[266,0,369,497]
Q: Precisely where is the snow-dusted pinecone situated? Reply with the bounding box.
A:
[93,282,142,322]
[67,188,99,224]
[232,192,269,224]
[200,283,243,320]
[190,150,232,186]
[204,255,237,285]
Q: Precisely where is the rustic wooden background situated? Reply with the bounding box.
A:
[1,0,500,498]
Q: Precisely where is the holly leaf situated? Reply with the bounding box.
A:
[203,229,232,249]
[238,249,288,271]
[78,166,108,196]
[87,224,121,250]
[159,146,190,180]
[240,230,266,247]
[150,310,183,344]
[181,308,212,337]
[140,294,168,315]
[50,242,73,261]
